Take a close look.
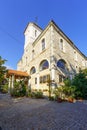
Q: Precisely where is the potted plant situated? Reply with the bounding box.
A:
[57,97,62,103]
[68,96,74,103]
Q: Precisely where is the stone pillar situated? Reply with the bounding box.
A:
[50,25,56,88]
[51,66,55,81]
[11,75,14,90]
[8,76,11,93]
[37,73,40,90]
[28,78,31,90]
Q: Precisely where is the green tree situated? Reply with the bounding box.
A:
[0,56,7,85]
[72,70,87,99]
[54,70,87,100]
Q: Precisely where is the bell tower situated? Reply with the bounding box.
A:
[24,22,42,49]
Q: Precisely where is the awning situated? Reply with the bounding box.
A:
[6,69,29,78]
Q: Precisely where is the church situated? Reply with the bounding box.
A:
[17,20,87,93]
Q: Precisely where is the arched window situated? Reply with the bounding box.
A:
[39,60,49,71]
[57,59,67,70]
[35,30,37,37]
[30,67,36,74]
[42,38,45,50]
[74,50,78,61]
[60,39,63,50]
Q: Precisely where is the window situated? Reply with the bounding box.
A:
[35,78,37,84]
[43,76,47,83]
[40,75,50,84]
[59,75,62,82]
[47,75,50,81]
[60,38,63,51]
[57,59,66,70]
[59,75,65,83]
[60,39,63,43]
[30,67,36,74]
[42,39,45,50]
[76,66,77,68]
[74,51,78,61]
[32,50,34,59]
[35,30,37,37]
[39,60,49,71]
[40,76,43,83]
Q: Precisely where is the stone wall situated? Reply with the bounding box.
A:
[17,21,87,92]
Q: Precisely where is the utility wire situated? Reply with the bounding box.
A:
[0,26,23,43]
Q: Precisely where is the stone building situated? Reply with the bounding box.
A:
[17,20,87,92]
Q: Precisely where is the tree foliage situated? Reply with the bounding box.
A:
[0,56,7,85]
[54,69,87,100]
[72,70,87,99]
[11,80,26,97]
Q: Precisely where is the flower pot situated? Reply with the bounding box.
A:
[57,98,62,103]
[68,98,74,103]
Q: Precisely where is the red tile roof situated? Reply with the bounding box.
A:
[7,69,29,77]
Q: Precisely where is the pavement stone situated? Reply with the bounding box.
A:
[0,94,87,130]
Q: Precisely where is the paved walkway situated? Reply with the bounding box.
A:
[0,93,87,130]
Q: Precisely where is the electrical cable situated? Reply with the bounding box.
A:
[0,26,22,43]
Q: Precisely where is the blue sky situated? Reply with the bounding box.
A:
[0,0,87,70]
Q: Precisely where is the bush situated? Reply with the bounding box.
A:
[20,82,26,96]
[64,78,71,87]
[11,81,26,97]
[49,96,55,101]
[54,78,76,100]
[27,90,43,99]
[35,91,43,98]
[63,85,76,98]
[54,71,87,100]
[0,84,8,93]
[54,86,65,99]
[72,70,87,99]
[26,89,31,97]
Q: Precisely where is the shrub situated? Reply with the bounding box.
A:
[54,86,64,99]
[64,78,71,87]
[35,91,43,98]
[27,90,43,99]
[26,89,32,97]
[54,78,76,100]
[31,92,36,98]
[0,84,8,93]
[20,82,26,96]
[54,71,87,100]
[11,81,26,97]
[72,70,87,99]
[49,96,55,101]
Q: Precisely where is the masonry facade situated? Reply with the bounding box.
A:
[17,20,87,92]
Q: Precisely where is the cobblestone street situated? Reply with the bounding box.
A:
[0,94,87,130]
